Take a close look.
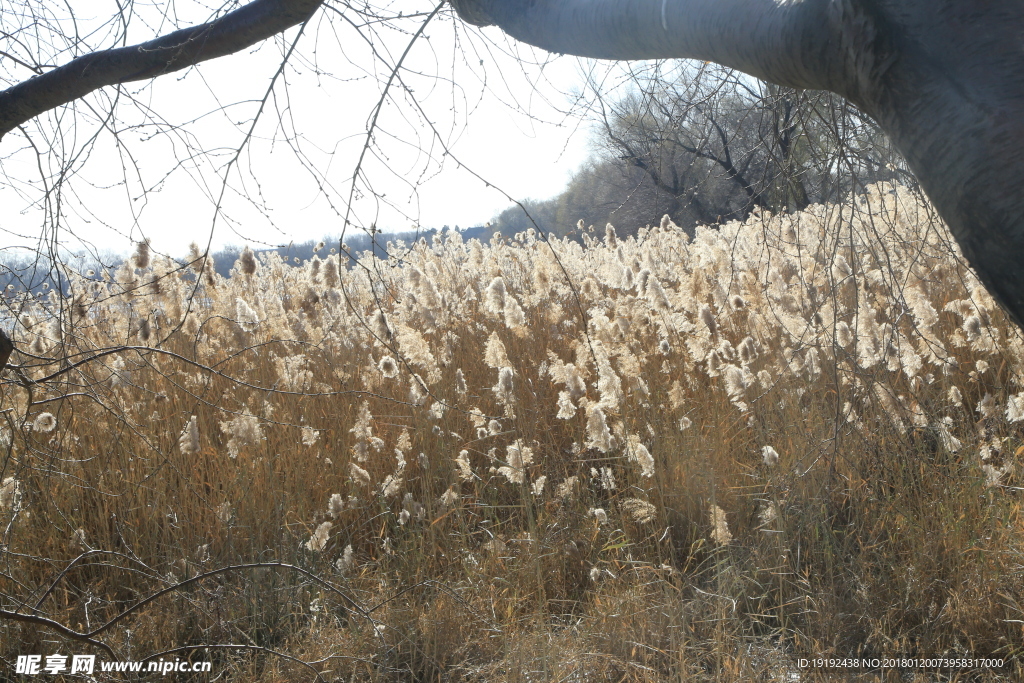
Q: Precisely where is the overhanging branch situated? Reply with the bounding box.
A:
[0,0,325,140]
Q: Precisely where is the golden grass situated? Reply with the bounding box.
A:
[2,183,1023,680]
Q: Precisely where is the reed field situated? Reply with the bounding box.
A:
[3,182,1024,681]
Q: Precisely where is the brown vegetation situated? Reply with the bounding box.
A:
[2,183,1023,680]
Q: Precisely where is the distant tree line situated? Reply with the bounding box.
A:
[492,63,911,239]
[0,225,490,297]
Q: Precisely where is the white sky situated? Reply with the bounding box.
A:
[0,4,611,262]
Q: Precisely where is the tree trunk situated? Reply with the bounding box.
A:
[849,3,1024,329]
[452,0,840,90]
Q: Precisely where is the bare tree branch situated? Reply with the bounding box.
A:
[0,609,118,659]
[0,0,324,140]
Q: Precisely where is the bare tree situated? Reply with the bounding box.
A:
[590,62,908,225]
[491,60,910,237]
[595,65,797,226]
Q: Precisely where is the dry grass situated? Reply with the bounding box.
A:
[2,183,1023,680]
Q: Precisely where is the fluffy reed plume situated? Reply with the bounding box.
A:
[378,355,399,378]
[32,412,56,433]
[761,445,780,467]
[30,335,46,355]
[402,493,424,522]
[180,415,200,455]
[408,374,428,406]
[556,391,577,419]
[706,350,722,377]
[306,522,332,552]
[620,498,657,524]
[547,355,586,399]
[369,310,391,342]
[709,504,733,545]
[835,321,852,348]
[595,348,624,410]
[586,406,613,452]
[598,466,616,490]
[301,426,320,446]
[438,486,459,510]
[484,332,510,369]
[335,544,354,574]
[964,315,983,342]
[605,223,618,249]
[133,240,151,270]
[381,471,403,498]
[188,242,204,272]
[936,417,963,452]
[219,412,263,459]
[349,463,371,486]
[328,493,345,519]
[497,440,533,484]
[504,295,528,333]
[983,462,1012,487]
[556,476,578,501]
[396,428,412,453]
[397,325,441,383]
[323,256,339,288]
[723,364,748,401]
[737,336,757,363]
[235,298,260,331]
[531,475,547,496]
[700,304,718,336]
[626,434,655,478]
[238,246,258,276]
[1007,395,1024,423]
[492,367,514,406]
[977,393,997,419]
[831,253,852,280]
[349,402,374,462]
[484,276,507,315]
[645,274,671,311]
[455,450,474,481]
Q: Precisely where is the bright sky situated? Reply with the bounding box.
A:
[0,3,608,261]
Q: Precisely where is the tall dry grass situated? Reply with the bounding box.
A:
[1,182,1023,680]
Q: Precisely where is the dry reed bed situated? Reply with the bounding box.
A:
[1,182,1023,680]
